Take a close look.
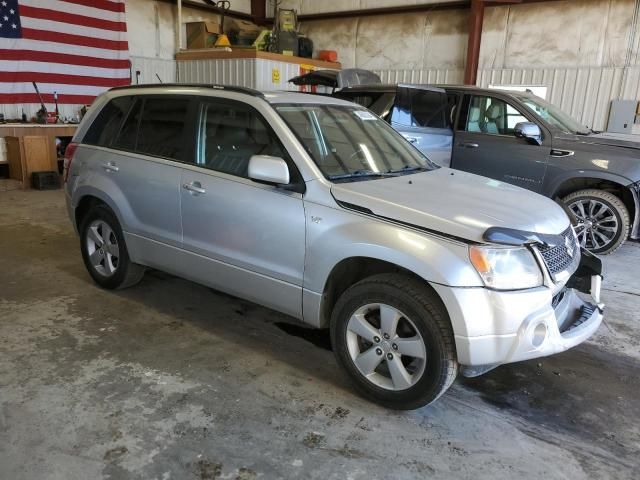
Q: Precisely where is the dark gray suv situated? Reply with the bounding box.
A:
[334,84,640,255]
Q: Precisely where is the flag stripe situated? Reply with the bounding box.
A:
[1,38,129,60]
[18,5,126,32]
[60,0,125,14]
[0,61,130,79]
[0,50,130,69]
[21,15,127,41]
[0,93,98,104]
[1,0,130,106]
[21,27,128,50]
[4,82,113,96]
[19,0,125,23]
[0,71,130,87]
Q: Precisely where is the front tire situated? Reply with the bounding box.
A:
[330,274,457,410]
[79,204,145,289]
[563,189,630,255]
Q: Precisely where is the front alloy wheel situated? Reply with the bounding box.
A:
[564,189,630,255]
[346,303,427,391]
[331,273,458,410]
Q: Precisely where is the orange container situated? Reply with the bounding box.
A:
[318,50,338,62]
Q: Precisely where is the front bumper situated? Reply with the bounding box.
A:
[432,251,604,376]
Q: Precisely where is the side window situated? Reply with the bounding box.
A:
[389,88,412,126]
[83,96,133,146]
[198,101,300,182]
[113,98,142,151]
[136,97,190,161]
[464,95,529,135]
[410,90,449,129]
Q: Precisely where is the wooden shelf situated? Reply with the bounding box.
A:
[175,49,341,70]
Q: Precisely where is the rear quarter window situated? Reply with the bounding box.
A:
[82,96,133,147]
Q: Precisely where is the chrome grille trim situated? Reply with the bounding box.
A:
[536,227,580,279]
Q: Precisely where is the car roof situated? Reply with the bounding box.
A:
[107,83,356,106]
[339,83,530,98]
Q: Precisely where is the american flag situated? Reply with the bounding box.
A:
[0,0,130,109]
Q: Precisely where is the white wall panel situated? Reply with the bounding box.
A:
[130,56,177,85]
[177,58,336,91]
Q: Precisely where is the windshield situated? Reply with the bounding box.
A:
[516,94,590,134]
[275,104,436,181]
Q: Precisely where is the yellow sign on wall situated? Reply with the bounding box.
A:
[272,68,280,84]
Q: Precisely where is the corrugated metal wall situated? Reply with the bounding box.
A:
[129,56,177,85]
[376,66,640,131]
[177,58,338,91]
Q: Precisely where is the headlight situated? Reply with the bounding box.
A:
[469,246,543,290]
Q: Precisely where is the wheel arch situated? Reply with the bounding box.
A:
[551,175,636,227]
[315,256,451,330]
[72,187,127,232]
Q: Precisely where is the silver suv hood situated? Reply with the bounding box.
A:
[331,168,570,243]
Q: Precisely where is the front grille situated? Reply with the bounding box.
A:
[537,227,580,277]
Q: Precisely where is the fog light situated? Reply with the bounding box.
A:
[531,323,548,348]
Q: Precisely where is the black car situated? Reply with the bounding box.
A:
[290,70,640,254]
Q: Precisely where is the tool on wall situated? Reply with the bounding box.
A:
[32,81,48,124]
[53,91,60,122]
[214,0,231,48]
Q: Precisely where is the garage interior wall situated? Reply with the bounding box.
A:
[3,0,639,132]
[284,0,640,131]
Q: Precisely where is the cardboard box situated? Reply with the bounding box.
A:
[186,22,221,49]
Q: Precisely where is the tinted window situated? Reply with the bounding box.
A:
[390,88,449,129]
[110,97,191,160]
[198,101,296,181]
[113,98,142,151]
[389,88,412,126]
[464,95,528,135]
[336,92,396,120]
[410,90,448,128]
[83,96,132,146]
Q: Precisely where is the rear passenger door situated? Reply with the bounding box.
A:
[389,86,453,167]
[81,96,193,264]
[178,98,306,318]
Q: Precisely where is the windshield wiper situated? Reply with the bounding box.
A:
[386,165,429,174]
[328,170,394,180]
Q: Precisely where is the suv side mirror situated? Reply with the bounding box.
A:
[514,122,542,145]
[248,155,290,185]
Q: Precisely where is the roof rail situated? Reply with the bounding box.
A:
[108,83,264,98]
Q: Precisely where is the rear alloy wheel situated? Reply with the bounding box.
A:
[331,273,457,410]
[79,204,145,289]
[563,189,630,255]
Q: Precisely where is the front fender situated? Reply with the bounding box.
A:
[303,202,482,295]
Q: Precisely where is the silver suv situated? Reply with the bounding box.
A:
[64,85,604,409]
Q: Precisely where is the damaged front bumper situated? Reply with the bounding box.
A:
[436,250,604,378]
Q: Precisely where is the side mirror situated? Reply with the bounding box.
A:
[248,155,290,185]
[514,122,542,145]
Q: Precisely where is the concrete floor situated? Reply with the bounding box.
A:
[1,190,639,480]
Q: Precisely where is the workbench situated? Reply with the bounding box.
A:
[0,124,77,189]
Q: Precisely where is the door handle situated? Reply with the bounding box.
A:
[183,182,206,195]
[102,162,119,172]
[459,142,479,149]
[402,135,418,144]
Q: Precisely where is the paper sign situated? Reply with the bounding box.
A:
[272,68,280,84]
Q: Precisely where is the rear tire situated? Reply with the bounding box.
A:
[79,204,145,289]
[563,189,629,255]
[330,273,457,410]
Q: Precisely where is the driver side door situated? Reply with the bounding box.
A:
[451,93,550,192]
